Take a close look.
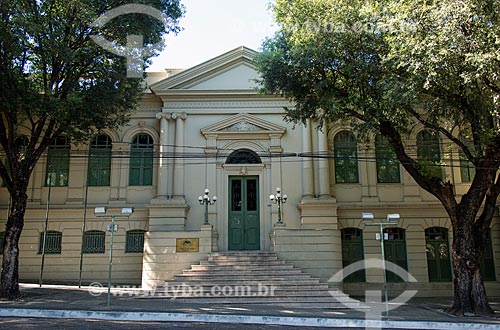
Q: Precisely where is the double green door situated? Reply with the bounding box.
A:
[228,176,260,250]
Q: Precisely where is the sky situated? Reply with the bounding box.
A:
[147,0,277,71]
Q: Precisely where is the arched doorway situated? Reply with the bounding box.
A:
[226,150,262,250]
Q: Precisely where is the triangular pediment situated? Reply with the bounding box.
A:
[150,46,259,92]
[201,113,286,136]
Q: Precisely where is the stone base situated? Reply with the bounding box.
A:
[146,202,190,231]
[297,197,338,229]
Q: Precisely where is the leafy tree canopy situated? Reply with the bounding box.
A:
[256,0,500,315]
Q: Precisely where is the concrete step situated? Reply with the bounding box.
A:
[163,282,328,290]
[191,264,294,271]
[174,274,314,281]
[181,269,304,275]
[165,279,322,286]
[200,260,287,266]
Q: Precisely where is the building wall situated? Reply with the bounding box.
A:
[0,47,499,297]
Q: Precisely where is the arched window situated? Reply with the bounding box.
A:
[417,131,442,179]
[38,231,62,254]
[341,228,366,282]
[46,136,70,186]
[375,134,400,183]
[88,135,112,186]
[82,230,105,254]
[226,149,262,164]
[425,227,452,282]
[334,131,359,183]
[480,230,496,281]
[383,227,408,282]
[129,134,154,186]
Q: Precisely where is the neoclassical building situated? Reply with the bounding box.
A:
[1,46,499,297]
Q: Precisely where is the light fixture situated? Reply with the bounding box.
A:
[199,188,217,226]
[387,213,400,223]
[361,212,374,222]
[94,206,108,215]
[361,212,401,319]
[270,187,287,225]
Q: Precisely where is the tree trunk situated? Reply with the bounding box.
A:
[448,216,494,316]
[0,188,27,299]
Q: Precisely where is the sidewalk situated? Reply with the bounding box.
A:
[0,283,498,329]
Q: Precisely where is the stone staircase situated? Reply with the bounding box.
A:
[151,252,358,309]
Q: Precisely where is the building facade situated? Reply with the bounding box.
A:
[1,47,499,297]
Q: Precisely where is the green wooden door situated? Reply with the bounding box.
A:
[228,176,260,250]
[383,228,408,282]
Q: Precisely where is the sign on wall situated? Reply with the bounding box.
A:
[176,238,199,253]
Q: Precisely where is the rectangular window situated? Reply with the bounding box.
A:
[38,231,62,254]
[376,135,400,183]
[46,136,70,187]
[125,230,145,253]
[82,230,105,254]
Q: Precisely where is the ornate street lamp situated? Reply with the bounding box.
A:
[198,188,217,226]
[94,206,134,306]
[270,187,287,225]
[362,212,400,318]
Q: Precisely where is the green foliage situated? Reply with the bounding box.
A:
[256,0,500,180]
[0,0,184,191]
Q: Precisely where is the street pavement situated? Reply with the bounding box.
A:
[0,284,498,329]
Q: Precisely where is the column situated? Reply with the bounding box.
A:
[155,112,170,199]
[317,126,332,198]
[172,112,187,200]
[302,120,314,198]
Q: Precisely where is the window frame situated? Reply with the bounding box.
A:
[38,230,62,254]
[416,131,443,179]
[88,135,112,186]
[82,230,106,254]
[129,134,154,186]
[45,136,70,187]
[125,230,146,253]
[334,131,359,184]
[375,134,401,183]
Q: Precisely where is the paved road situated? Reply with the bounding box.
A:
[0,318,363,330]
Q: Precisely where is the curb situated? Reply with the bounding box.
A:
[0,308,499,329]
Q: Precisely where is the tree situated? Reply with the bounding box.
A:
[0,0,183,299]
[256,0,500,316]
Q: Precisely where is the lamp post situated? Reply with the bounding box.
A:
[269,187,287,225]
[362,212,400,319]
[94,206,134,306]
[198,188,217,226]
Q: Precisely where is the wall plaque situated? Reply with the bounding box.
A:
[176,238,199,253]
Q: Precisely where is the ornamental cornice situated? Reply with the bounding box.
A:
[162,101,293,110]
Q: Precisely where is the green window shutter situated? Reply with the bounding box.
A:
[129,134,154,186]
[480,230,496,281]
[82,230,105,254]
[88,135,112,186]
[38,231,62,254]
[46,136,70,187]
[341,228,366,282]
[425,227,452,282]
[334,131,359,184]
[125,230,145,253]
[375,135,400,183]
[383,228,408,282]
[417,131,443,179]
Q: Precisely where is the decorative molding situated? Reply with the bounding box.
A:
[201,113,286,137]
[222,120,260,132]
[162,100,292,110]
